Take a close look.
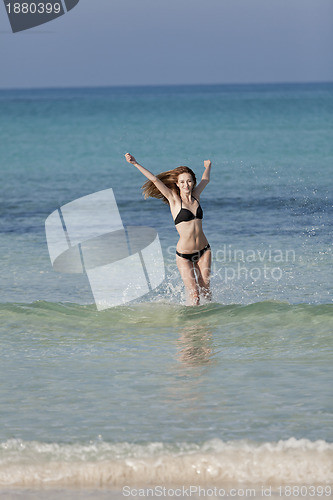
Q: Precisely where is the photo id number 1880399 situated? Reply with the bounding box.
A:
[5,2,62,14]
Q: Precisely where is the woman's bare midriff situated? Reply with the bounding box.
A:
[175,220,209,253]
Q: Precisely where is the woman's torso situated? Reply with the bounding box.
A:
[170,195,208,253]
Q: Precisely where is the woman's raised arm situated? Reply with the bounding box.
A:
[193,160,211,197]
[125,153,174,202]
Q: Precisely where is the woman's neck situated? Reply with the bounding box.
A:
[181,193,193,203]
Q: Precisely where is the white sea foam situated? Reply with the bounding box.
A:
[0,438,332,488]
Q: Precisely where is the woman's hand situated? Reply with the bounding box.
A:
[125,153,138,165]
[204,160,211,169]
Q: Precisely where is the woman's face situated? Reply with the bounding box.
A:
[177,173,194,194]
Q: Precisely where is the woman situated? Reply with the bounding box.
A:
[125,153,212,305]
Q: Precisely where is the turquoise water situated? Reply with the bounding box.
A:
[0,83,332,490]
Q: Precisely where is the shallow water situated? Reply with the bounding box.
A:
[0,83,332,491]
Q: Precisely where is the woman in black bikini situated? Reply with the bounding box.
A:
[125,153,212,306]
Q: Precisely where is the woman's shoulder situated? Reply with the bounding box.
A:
[168,191,181,205]
[192,190,201,201]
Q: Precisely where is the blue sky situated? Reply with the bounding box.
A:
[0,0,332,89]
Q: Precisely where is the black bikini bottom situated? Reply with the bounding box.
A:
[176,244,210,263]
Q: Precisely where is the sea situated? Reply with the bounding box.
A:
[0,83,332,499]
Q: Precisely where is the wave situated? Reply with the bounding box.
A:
[210,195,333,215]
[0,300,332,332]
[0,438,332,488]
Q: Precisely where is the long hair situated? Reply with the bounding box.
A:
[142,166,197,204]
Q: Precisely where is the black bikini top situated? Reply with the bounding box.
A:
[174,196,203,225]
